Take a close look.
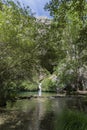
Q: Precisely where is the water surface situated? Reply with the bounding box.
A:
[0,92,87,130]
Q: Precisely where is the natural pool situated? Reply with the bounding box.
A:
[0,92,87,130]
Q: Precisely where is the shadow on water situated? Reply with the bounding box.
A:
[0,94,87,130]
[40,111,55,130]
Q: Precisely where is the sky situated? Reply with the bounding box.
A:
[15,0,51,18]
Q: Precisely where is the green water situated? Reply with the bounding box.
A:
[0,92,87,130]
[18,91,57,97]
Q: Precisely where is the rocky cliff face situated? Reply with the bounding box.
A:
[36,16,51,25]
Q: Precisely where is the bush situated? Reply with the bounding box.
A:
[55,110,87,130]
[42,77,57,92]
[0,81,17,106]
[19,81,38,91]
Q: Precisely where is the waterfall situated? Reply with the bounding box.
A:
[38,83,42,96]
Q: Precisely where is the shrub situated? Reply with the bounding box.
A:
[42,77,57,92]
[19,81,38,91]
[55,110,87,130]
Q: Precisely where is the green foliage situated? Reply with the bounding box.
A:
[19,81,38,91]
[45,0,87,91]
[42,77,57,92]
[5,81,17,99]
[55,60,77,84]
[0,0,39,105]
[55,110,87,130]
[0,0,87,106]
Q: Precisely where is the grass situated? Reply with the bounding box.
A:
[55,110,87,130]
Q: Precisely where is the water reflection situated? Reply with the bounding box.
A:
[0,96,87,130]
[40,111,55,130]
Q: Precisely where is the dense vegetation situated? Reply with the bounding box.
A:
[55,110,87,130]
[0,0,39,105]
[45,0,87,91]
[0,0,87,106]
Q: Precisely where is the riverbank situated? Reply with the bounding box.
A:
[17,91,87,100]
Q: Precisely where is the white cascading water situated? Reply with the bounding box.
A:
[38,83,42,96]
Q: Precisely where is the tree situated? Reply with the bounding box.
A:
[0,0,39,106]
[45,0,87,91]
